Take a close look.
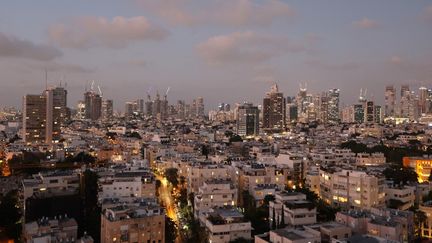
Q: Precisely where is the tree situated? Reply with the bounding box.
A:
[165,168,179,187]
[82,170,101,242]
[0,190,22,241]
[201,144,209,159]
[279,205,285,228]
[165,216,178,243]
[271,207,276,230]
[388,199,404,209]
[383,166,418,185]
[229,238,250,243]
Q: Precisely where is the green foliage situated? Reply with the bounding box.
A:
[82,170,101,243]
[229,237,251,243]
[294,187,340,222]
[126,131,142,139]
[63,152,96,164]
[242,191,270,234]
[383,166,418,185]
[388,199,405,209]
[165,216,177,243]
[341,140,429,165]
[0,190,22,241]
[229,134,243,143]
[165,168,179,187]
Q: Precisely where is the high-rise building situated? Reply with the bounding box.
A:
[125,102,135,119]
[364,101,375,123]
[23,86,67,144]
[196,97,205,118]
[84,91,102,120]
[236,102,260,136]
[385,85,396,117]
[263,84,286,131]
[374,105,383,123]
[44,87,67,143]
[102,99,114,120]
[327,88,340,123]
[354,104,364,123]
[419,86,428,114]
[23,94,46,144]
[137,99,144,115]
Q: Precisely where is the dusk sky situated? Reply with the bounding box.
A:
[1,0,431,111]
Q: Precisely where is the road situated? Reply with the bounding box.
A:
[155,174,182,242]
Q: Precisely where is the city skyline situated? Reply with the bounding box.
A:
[0,1,432,110]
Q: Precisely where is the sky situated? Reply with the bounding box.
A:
[0,0,431,111]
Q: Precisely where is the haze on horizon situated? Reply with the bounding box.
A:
[0,0,431,111]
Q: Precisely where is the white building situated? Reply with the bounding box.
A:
[203,207,252,243]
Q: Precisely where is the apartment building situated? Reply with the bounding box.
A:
[100,199,165,243]
[319,168,385,209]
[22,171,80,202]
[98,171,155,203]
[194,179,238,219]
[255,227,321,243]
[356,152,386,166]
[23,216,79,243]
[203,207,252,243]
[269,191,317,227]
[420,201,432,239]
[186,162,231,194]
[384,185,415,210]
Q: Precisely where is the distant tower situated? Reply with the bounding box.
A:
[384,85,396,117]
[237,102,260,136]
[263,83,286,131]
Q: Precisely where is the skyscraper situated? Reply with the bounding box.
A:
[102,99,114,120]
[84,91,102,120]
[23,94,46,144]
[419,86,428,114]
[263,83,286,131]
[23,86,67,144]
[384,85,396,117]
[364,101,375,123]
[45,87,67,143]
[236,102,260,136]
[196,97,205,118]
[327,88,340,123]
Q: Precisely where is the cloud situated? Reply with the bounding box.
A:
[389,55,403,65]
[306,59,360,71]
[197,31,306,65]
[49,16,169,49]
[353,18,379,29]
[421,5,432,22]
[127,59,147,67]
[138,0,295,27]
[0,32,62,61]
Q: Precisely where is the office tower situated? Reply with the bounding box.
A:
[161,95,168,120]
[316,93,328,123]
[44,87,67,143]
[23,95,47,144]
[374,105,382,123]
[327,88,340,123]
[76,101,86,120]
[125,102,135,118]
[196,97,205,118]
[385,85,396,117]
[287,104,298,123]
[23,86,68,144]
[137,99,144,115]
[102,99,113,120]
[152,91,161,117]
[364,101,375,123]
[236,102,260,136]
[263,84,286,131]
[354,104,364,123]
[176,100,185,120]
[427,89,432,114]
[419,86,428,114]
[84,91,102,120]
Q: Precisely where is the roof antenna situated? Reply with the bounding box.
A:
[45,68,48,90]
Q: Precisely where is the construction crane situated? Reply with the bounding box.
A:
[164,87,170,100]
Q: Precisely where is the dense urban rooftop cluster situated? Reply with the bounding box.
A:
[0,83,432,243]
